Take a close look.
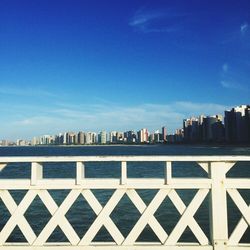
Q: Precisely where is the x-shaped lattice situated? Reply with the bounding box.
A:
[228,189,250,245]
[0,190,37,244]
[0,188,209,246]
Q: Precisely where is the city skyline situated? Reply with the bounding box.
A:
[1,104,249,145]
[1,0,250,140]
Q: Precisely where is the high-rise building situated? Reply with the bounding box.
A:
[78,131,85,144]
[137,128,148,143]
[162,126,167,142]
[124,130,136,143]
[16,139,26,146]
[65,132,76,144]
[85,132,96,144]
[99,131,107,144]
[85,132,92,144]
[203,115,224,142]
[154,130,161,143]
[183,114,224,143]
[32,137,39,145]
[109,131,117,143]
[183,117,200,142]
[149,133,155,143]
[116,132,124,142]
[225,105,250,143]
[175,128,184,142]
[40,135,54,145]
[0,140,9,146]
[246,107,250,142]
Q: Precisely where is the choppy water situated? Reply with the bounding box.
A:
[0,145,249,243]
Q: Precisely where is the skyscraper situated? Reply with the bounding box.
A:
[100,131,107,144]
[137,128,148,143]
[202,115,224,142]
[162,126,167,142]
[109,131,117,143]
[225,105,250,143]
[78,131,85,144]
[183,117,200,142]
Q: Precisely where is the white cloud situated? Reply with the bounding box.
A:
[221,81,231,88]
[222,63,228,73]
[174,101,229,115]
[1,101,231,140]
[129,8,185,33]
[241,22,248,34]
[220,63,249,91]
[0,86,56,97]
[220,80,246,90]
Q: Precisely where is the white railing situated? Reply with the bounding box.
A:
[0,156,249,250]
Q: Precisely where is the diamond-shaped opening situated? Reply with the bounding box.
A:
[47,226,69,242]
[178,226,199,243]
[85,162,120,178]
[43,162,75,178]
[92,225,114,242]
[172,162,208,178]
[91,190,115,206]
[48,190,70,206]
[66,194,96,238]
[0,199,11,231]
[238,189,250,204]
[6,226,27,243]
[24,195,52,236]
[136,190,158,206]
[227,161,250,178]
[176,189,198,207]
[155,194,181,234]
[193,195,209,239]
[227,192,245,236]
[127,162,164,178]
[9,190,28,205]
[240,227,250,243]
[136,224,161,242]
[0,163,30,179]
[110,193,140,237]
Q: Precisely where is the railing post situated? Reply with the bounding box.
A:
[121,161,127,185]
[209,162,229,250]
[76,162,85,185]
[165,161,172,184]
[31,162,43,185]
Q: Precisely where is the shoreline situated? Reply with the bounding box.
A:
[1,143,250,148]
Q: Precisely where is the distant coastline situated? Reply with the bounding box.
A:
[2,142,250,148]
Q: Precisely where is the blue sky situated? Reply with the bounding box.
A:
[0,0,250,140]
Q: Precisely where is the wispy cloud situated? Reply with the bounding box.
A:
[129,8,186,33]
[1,101,231,140]
[220,80,245,90]
[241,22,248,35]
[0,86,56,97]
[220,63,249,91]
[222,63,228,73]
[221,21,250,45]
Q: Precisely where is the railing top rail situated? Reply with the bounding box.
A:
[0,155,250,163]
